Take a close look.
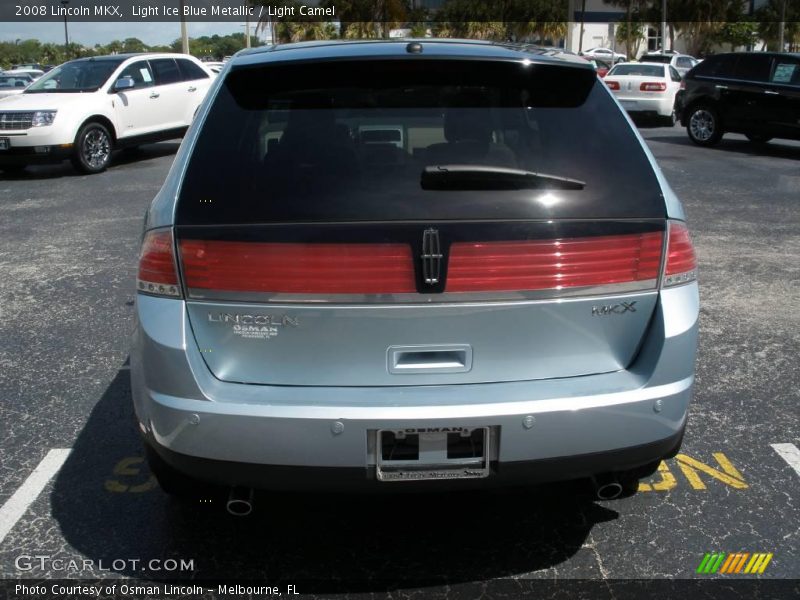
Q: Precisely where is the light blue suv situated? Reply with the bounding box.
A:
[131,40,698,513]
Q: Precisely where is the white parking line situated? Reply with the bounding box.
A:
[0,449,71,545]
[771,443,800,479]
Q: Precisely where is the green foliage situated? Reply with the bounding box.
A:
[755,0,800,51]
[0,32,262,69]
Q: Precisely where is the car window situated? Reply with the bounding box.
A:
[0,76,30,88]
[116,61,154,89]
[609,64,665,77]
[770,58,799,85]
[150,58,181,85]
[677,57,693,68]
[25,59,123,93]
[176,59,664,225]
[692,54,736,78]
[733,54,771,82]
[669,66,682,82]
[177,59,209,82]
[640,55,671,64]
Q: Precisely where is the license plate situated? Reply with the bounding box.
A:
[0,138,9,151]
[620,100,637,109]
[376,426,491,482]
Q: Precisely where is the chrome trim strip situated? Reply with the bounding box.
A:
[186,279,658,305]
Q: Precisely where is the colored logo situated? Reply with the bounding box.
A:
[697,552,773,574]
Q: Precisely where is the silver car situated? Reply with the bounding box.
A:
[131,40,698,513]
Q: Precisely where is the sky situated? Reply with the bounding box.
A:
[0,21,261,46]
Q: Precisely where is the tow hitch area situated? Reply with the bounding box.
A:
[376,427,491,482]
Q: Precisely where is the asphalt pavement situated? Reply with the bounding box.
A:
[0,128,798,597]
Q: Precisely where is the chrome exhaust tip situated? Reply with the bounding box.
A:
[592,474,623,500]
[226,487,254,516]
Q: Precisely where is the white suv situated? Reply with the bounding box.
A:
[0,53,213,174]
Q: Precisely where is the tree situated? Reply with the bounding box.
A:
[713,21,758,51]
[608,0,652,59]
[756,0,800,51]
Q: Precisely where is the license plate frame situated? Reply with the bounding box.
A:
[376,426,491,482]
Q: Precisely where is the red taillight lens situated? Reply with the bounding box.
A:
[640,82,667,92]
[606,80,620,90]
[138,229,181,297]
[446,232,663,293]
[180,241,416,294]
[663,222,697,287]
[679,80,686,90]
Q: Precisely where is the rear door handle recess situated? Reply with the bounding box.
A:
[763,90,779,95]
[388,345,472,374]
[149,92,160,99]
[188,86,197,92]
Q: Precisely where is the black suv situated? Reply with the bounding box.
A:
[676,52,800,146]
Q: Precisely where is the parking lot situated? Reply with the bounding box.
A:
[0,126,798,593]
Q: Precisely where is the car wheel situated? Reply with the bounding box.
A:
[686,105,722,146]
[662,110,677,127]
[71,122,113,174]
[144,444,207,498]
[745,133,772,144]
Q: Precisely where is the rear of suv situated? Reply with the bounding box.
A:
[677,52,800,146]
[131,40,699,503]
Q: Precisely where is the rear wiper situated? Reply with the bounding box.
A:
[421,165,585,191]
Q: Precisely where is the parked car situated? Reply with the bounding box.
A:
[581,47,627,64]
[0,74,34,100]
[11,63,45,71]
[676,52,800,147]
[604,62,683,125]
[640,52,698,77]
[204,61,225,74]
[132,40,698,511]
[588,58,612,78]
[4,68,44,81]
[0,53,213,174]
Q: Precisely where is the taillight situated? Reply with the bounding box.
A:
[137,229,181,297]
[663,221,697,287]
[446,232,663,293]
[640,82,667,92]
[606,80,620,90]
[679,80,686,90]
[180,241,416,294]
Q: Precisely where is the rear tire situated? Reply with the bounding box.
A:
[745,133,772,144]
[686,105,722,146]
[662,110,677,127]
[71,121,113,174]
[144,444,207,498]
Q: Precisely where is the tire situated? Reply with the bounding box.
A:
[662,110,677,127]
[144,444,207,498]
[71,121,113,173]
[745,133,772,144]
[686,104,722,146]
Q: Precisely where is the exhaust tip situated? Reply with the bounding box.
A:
[226,487,254,516]
[596,482,623,501]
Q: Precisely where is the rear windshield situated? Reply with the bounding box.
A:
[609,64,665,77]
[177,59,663,224]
